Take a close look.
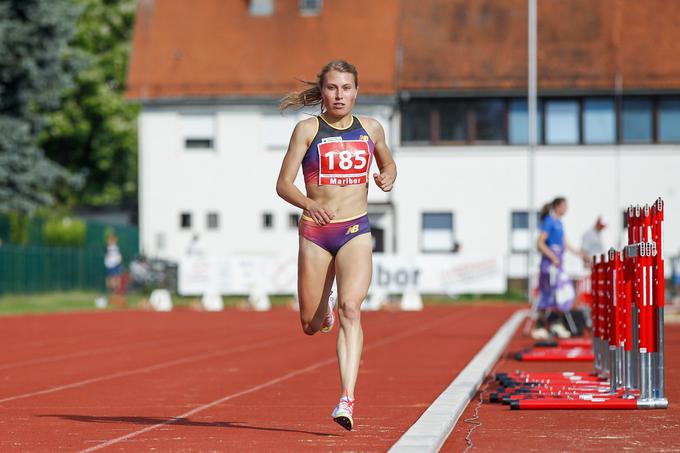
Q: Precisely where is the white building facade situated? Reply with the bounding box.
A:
[138,97,680,285]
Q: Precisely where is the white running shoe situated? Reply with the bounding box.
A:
[530,327,552,340]
[550,323,572,339]
[331,395,354,431]
[320,292,336,334]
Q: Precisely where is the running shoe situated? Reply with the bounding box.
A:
[530,327,552,340]
[331,395,354,431]
[320,292,336,334]
[550,323,572,339]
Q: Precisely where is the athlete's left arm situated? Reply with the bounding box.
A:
[565,236,587,258]
[365,118,397,192]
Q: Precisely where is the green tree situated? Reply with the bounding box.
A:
[0,0,84,214]
[41,0,139,207]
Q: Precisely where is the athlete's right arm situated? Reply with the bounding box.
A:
[276,119,335,225]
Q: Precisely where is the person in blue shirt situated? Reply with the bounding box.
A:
[533,197,585,340]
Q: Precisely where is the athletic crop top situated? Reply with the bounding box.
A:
[302,116,375,186]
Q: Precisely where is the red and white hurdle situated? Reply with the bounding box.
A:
[495,197,668,410]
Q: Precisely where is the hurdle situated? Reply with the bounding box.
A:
[494,197,668,410]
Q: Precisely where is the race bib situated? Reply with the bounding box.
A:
[317,139,370,185]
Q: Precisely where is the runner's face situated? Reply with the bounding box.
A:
[321,70,357,117]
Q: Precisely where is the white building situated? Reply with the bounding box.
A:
[128,0,680,289]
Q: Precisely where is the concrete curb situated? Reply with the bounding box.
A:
[388,309,528,452]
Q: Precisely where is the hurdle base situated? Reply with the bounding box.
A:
[637,398,669,409]
[510,399,638,410]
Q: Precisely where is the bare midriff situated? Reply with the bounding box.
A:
[303,183,368,220]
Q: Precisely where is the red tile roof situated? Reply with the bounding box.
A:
[127,0,680,100]
[126,0,400,100]
[400,0,680,92]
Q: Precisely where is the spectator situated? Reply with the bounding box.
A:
[581,216,607,267]
[104,232,125,307]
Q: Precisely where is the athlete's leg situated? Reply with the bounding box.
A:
[334,233,372,399]
[298,236,335,335]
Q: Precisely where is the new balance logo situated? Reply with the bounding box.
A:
[346,224,360,235]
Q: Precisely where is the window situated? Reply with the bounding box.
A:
[658,98,680,143]
[510,210,540,252]
[401,100,432,143]
[185,139,213,149]
[181,114,215,150]
[401,94,680,146]
[545,100,579,144]
[249,0,274,16]
[180,212,191,229]
[289,213,300,228]
[622,210,629,230]
[299,0,322,15]
[421,213,454,253]
[508,99,542,144]
[207,212,219,230]
[472,99,504,142]
[622,98,653,143]
[583,98,615,144]
[262,213,273,229]
[438,100,466,142]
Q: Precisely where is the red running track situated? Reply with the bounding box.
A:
[0,305,518,452]
[445,322,680,452]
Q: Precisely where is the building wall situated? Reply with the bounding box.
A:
[139,103,679,280]
[394,144,680,276]
[139,103,394,261]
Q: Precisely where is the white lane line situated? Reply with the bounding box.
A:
[388,309,528,453]
[0,330,247,371]
[0,337,292,404]
[0,345,139,371]
[78,312,465,452]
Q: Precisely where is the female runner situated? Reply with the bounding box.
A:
[276,59,396,430]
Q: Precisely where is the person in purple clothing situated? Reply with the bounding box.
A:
[533,197,586,339]
[276,60,397,430]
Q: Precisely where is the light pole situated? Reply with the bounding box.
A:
[525,0,538,333]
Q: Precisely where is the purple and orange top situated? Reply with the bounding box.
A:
[302,116,375,186]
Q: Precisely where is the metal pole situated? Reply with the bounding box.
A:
[526,0,538,327]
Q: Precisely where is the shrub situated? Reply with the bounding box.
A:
[43,217,87,247]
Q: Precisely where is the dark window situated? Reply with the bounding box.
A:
[207,212,219,230]
[622,98,653,143]
[438,100,467,142]
[180,213,191,229]
[583,98,615,144]
[262,213,273,229]
[185,138,214,149]
[289,213,300,228]
[401,94,680,146]
[511,211,529,230]
[658,98,680,143]
[472,99,504,141]
[622,210,629,230]
[401,100,432,143]
[299,0,322,15]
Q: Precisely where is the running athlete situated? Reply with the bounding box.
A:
[276,60,397,431]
